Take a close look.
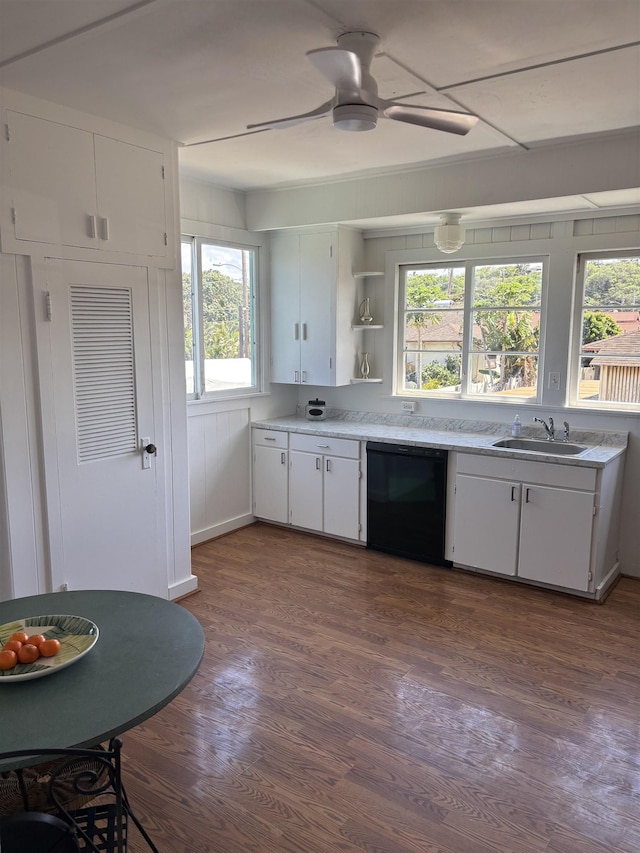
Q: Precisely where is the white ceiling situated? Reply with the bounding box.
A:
[1,0,639,228]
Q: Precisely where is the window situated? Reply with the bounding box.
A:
[399,259,545,399]
[574,252,640,407]
[181,237,258,399]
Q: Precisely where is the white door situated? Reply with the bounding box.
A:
[323,456,360,540]
[42,259,165,596]
[7,111,98,249]
[299,232,334,386]
[289,450,323,531]
[270,232,301,384]
[452,474,520,576]
[94,135,167,258]
[253,445,288,523]
[518,484,594,591]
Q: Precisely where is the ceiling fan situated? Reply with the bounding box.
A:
[247,31,478,136]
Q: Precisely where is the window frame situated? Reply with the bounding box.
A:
[181,235,261,402]
[570,248,640,411]
[396,255,548,403]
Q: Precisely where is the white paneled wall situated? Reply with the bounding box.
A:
[188,407,253,545]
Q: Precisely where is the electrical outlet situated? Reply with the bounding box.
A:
[548,372,561,390]
[402,401,417,413]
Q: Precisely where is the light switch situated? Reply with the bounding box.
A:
[548,372,561,390]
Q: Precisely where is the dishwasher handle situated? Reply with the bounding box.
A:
[366,441,446,459]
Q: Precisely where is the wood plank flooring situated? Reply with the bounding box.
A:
[121,523,640,853]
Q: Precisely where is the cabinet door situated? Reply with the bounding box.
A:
[518,485,594,591]
[452,474,520,576]
[7,111,98,248]
[289,450,323,531]
[94,135,166,257]
[253,445,288,523]
[270,232,301,383]
[323,456,360,540]
[299,232,335,386]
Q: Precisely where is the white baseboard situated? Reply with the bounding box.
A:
[168,574,199,600]
[190,513,254,547]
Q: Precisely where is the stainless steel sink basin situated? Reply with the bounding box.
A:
[492,438,587,455]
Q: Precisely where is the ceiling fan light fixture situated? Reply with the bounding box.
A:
[434,213,466,253]
[333,104,378,131]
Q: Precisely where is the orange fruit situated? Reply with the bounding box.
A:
[17,644,40,664]
[26,634,46,648]
[3,639,22,654]
[0,650,17,670]
[9,631,29,644]
[39,638,61,657]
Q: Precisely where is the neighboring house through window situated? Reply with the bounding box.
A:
[574,252,640,407]
[181,237,258,399]
[398,259,545,400]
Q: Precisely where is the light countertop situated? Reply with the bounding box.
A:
[252,412,627,468]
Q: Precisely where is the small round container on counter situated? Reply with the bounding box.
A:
[305,399,327,420]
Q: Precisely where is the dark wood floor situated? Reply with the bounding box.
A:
[122,523,640,853]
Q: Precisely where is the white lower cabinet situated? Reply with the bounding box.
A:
[452,475,520,576]
[252,430,361,540]
[252,430,288,524]
[452,454,599,593]
[517,483,594,590]
[289,434,361,540]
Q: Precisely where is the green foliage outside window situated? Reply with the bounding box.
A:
[183,269,245,360]
[582,311,622,345]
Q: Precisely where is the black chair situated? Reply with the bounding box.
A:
[1,810,79,852]
[0,739,158,852]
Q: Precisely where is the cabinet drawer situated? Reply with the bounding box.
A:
[456,452,597,491]
[290,433,360,459]
[253,429,288,449]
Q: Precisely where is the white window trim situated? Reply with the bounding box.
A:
[181,234,263,402]
[570,248,640,411]
[396,254,548,404]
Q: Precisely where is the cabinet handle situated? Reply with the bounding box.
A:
[302,323,308,340]
[281,452,286,464]
[100,217,109,241]
[315,457,321,470]
[525,487,531,503]
[264,437,276,441]
[301,371,307,383]
[326,458,331,472]
[511,485,517,502]
[317,444,330,448]
[294,323,299,341]
[294,370,300,383]
[88,215,97,238]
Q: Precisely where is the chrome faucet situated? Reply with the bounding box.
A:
[534,416,555,440]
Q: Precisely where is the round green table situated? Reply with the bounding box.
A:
[0,590,204,771]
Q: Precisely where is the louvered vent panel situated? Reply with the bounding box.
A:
[71,286,137,463]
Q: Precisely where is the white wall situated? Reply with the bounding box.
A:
[179,175,296,545]
[0,87,194,600]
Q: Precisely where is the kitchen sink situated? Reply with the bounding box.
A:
[492,438,587,455]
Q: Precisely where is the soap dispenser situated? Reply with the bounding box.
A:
[511,414,522,437]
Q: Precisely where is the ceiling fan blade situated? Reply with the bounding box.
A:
[382,103,478,136]
[306,47,361,92]
[247,99,333,131]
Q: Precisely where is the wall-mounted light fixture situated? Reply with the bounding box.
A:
[434,213,465,254]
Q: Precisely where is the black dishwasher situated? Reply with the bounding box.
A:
[366,441,451,567]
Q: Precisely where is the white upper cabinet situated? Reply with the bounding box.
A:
[93,134,167,257]
[7,112,98,249]
[4,111,168,260]
[270,227,362,386]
